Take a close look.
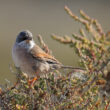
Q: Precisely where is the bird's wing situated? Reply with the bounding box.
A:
[30,45,61,65]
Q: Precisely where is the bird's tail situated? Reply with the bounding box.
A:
[61,65,85,71]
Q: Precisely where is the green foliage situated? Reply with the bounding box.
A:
[0,6,110,110]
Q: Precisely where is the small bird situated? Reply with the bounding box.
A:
[12,30,83,84]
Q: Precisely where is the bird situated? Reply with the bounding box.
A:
[12,30,84,85]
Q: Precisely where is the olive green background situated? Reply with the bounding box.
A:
[0,0,110,84]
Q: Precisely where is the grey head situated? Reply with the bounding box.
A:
[16,30,33,43]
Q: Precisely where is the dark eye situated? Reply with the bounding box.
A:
[22,37,27,41]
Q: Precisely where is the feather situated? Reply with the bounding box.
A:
[30,45,61,65]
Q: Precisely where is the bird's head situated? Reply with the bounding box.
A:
[16,30,35,50]
[16,30,33,43]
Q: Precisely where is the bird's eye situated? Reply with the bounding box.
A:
[22,37,27,40]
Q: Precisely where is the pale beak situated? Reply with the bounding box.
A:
[26,37,32,43]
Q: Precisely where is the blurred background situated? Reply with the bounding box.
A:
[0,0,110,84]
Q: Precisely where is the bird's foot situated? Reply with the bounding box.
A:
[28,77,37,89]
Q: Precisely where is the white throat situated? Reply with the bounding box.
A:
[28,40,35,49]
[17,40,35,50]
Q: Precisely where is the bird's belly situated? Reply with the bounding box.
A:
[12,46,50,77]
[12,47,36,77]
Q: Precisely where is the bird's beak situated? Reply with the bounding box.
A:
[26,37,32,43]
[28,37,32,40]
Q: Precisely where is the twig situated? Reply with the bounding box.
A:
[37,34,52,54]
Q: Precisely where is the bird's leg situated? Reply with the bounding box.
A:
[28,77,38,88]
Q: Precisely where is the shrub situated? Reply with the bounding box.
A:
[0,6,110,110]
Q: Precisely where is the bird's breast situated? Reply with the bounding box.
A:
[12,44,50,77]
[12,44,36,76]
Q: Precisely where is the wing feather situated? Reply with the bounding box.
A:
[30,45,61,65]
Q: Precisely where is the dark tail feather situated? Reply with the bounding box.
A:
[61,65,85,71]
